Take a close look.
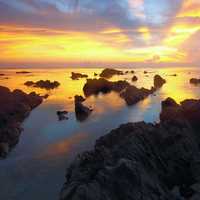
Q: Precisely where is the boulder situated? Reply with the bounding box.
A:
[132,75,138,82]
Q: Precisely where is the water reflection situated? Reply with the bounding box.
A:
[0,67,200,200]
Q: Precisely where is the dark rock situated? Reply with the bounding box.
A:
[120,85,155,105]
[0,86,43,158]
[132,75,138,82]
[24,80,60,90]
[170,74,177,77]
[144,70,148,74]
[131,70,135,74]
[57,111,68,121]
[154,75,166,88]
[74,95,92,121]
[83,78,130,97]
[16,71,31,74]
[190,78,200,85]
[94,73,98,76]
[60,104,200,200]
[0,73,5,76]
[71,72,88,80]
[99,68,123,79]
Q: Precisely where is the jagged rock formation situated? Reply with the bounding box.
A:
[24,80,60,90]
[99,68,123,79]
[154,75,166,88]
[71,72,88,80]
[60,97,200,200]
[74,95,92,121]
[0,86,43,158]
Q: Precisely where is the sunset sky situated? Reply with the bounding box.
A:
[0,0,200,67]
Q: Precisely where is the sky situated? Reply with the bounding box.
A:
[0,0,200,67]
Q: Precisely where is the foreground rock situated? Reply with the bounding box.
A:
[120,85,155,105]
[24,80,60,90]
[99,68,123,79]
[71,72,88,80]
[190,78,200,85]
[74,95,92,121]
[60,97,200,200]
[0,86,43,158]
[154,75,166,88]
[83,78,130,97]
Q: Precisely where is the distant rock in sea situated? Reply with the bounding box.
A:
[154,74,166,88]
[16,71,31,74]
[0,86,43,158]
[74,95,92,122]
[71,72,88,80]
[0,73,5,76]
[24,80,60,90]
[99,68,123,79]
[132,75,138,82]
[190,78,200,85]
[60,97,200,200]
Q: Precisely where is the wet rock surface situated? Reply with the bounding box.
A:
[99,68,123,79]
[154,75,166,88]
[190,78,200,85]
[60,97,200,200]
[0,86,43,158]
[74,95,92,121]
[24,80,60,90]
[71,72,88,80]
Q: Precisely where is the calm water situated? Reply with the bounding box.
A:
[0,67,200,200]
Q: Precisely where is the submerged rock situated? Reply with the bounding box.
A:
[83,78,130,97]
[57,111,68,121]
[60,97,200,200]
[99,68,123,79]
[190,78,200,85]
[132,75,138,82]
[74,95,92,121]
[120,85,154,105]
[0,86,43,158]
[154,75,166,88]
[71,72,88,80]
[24,80,60,89]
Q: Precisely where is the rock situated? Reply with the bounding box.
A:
[60,103,200,200]
[24,80,60,90]
[0,86,43,158]
[83,78,130,97]
[16,71,31,74]
[99,68,123,79]
[154,75,166,88]
[131,70,135,74]
[190,78,200,85]
[132,75,138,82]
[144,70,148,74]
[120,85,155,105]
[0,73,5,76]
[57,111,68,121]
[71,72,88,80]
[170,74,177,77]
[94,73,98,76]
[160,98,200,129]
[74,95,92,121]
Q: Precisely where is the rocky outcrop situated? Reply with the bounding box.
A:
[120,85,155,105]
[74,95,92,121]
[60,97,200,200]
[190,78,200,85]
[99,68,123,79]
[0,86,43,158]
[71,72,88,80]
[154,75,166,88]
[24,80,60,90]
[83,78,130,97]
[132,75,138,82]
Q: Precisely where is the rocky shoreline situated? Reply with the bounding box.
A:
[0,86,43,158]
[60,97,200,200]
